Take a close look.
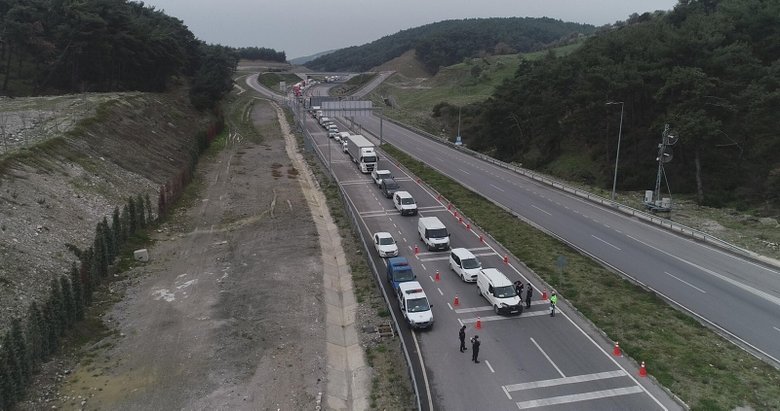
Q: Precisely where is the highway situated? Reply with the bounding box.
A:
[349,113,780,367]
[293,105,682,410]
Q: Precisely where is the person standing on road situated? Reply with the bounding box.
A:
[459,325,467,352]
[525,285,533,309]
[471,335,481,363]
[514,281,524,298]
[550,291,558,317]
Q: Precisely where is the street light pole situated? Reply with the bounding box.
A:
[607,101,624,201]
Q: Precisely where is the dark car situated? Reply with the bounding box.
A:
[380,178,400,198]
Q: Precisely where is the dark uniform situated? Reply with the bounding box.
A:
[471,335,481,363]
[525,286,533,309]
[459,325,467,352]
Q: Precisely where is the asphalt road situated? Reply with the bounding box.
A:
[299,110,682,410]
[349,113,780,367]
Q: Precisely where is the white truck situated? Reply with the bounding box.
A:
[345,134,377,173]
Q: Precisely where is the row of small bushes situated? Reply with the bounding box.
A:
[0,117,223,409]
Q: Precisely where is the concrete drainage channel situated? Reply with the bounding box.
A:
[274,102,371,410]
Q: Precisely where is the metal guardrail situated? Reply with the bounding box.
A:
[377,114,780,269]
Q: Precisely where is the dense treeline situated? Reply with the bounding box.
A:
[236,46,286,62]
[0,0,240,109]
[305,17,595,74]
[0,118,223,409]
[441,0,779,210]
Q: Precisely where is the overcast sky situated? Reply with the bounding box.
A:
[143,0,680,59]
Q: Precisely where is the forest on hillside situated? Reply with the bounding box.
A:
[436,0,779,211]
[305,17,595,74]
[0,0,282,108]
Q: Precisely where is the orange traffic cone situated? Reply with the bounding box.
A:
[453,295,460,307]
[466,223,471,230]
[434,271,440,282]
[447,203,452,210]
[414,245,419,255]
[454,211,459,218]
[613,342,621,356]
[479,235,484,243]
[542,288,548,300]
[639,361,647,377]
[475,317,482,330]
[503,255,509,264]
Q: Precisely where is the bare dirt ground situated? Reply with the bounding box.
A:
[51,99,327,410]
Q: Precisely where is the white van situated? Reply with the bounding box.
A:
[417,216,449,251]
[397,281,434,329]
[449,248,481,282]
[477,268,522,315]
[393,191,417,216]
[337,131,350,143]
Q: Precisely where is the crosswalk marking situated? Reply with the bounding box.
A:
[515,386,643,409]
[455,301,549,314]
[504,370,627,392]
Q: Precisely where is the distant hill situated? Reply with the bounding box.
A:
[304,17,595,74]
[290,50,337,65]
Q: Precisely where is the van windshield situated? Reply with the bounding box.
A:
[494,285,517,298]
[461,258,481,269]
[395,270,415,282]
[427,228,448,239]
[407,297,430,313]
[401,198,416,205]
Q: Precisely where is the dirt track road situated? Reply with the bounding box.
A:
[57,100,327,410]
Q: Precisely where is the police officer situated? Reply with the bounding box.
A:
[525,284,533,309]
[471,335,481,363]
[550,291,558,317]
[459,325,467,352]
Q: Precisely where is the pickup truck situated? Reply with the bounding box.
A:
[372,169,392,186]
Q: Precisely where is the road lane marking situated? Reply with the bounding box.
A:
[455,301,548,314]
[531,204,552,216]
[628,234,780,307]
[447,302,453,310]
[502,386,512,400]
[485,360,495,373]
[468,246,493,252]
[437,288,443,296]
[592,235,622,251]
[504,370,627,392]
[515,386,644,410]
[428,275,434,282]
[419,256,449,262]
[458,168,471,175]
[420,263,426,270]
[665,271,707,293]
[773,326,780,333]
[410,330,434,411]
[490,183,505,192]
[530,337,565,377]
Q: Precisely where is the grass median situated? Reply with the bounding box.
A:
[382,144,780,411]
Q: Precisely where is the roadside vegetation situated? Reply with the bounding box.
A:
[329,73,378,97]
[382,144,780,411]
[256,73,304,92]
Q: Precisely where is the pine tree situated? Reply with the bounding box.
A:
[121,204,130,241]
[158,185,167,218]
[49,279,66,337]
[9,318,30,388]
[81,248,94,306]
[93,230,108,279]
[137,194,146,228]
[112,206,123,250]
[0,345,17,409]
[25,302,44,367]
[128,196,137,235]
[71,263,84,320]
[61,275,75,327]
[2,331,22,402]
[145,193,153,224]
[43,302,59,355]
[103,217,115,262]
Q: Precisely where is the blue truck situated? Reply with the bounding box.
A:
[386,257,416,290]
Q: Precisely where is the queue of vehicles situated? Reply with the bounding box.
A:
[309,111,522,329]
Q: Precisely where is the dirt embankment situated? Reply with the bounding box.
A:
[0,90,212,333]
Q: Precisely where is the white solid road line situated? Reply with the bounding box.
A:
[515,386,644,410]
[530,337,565,377]
[665,271,707,293]
[628,234,780,307]
[490,183,506,192]
[485,360,495,373]
[504,370,628,392]
[531,204,552,216]
[592,234,622,251]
